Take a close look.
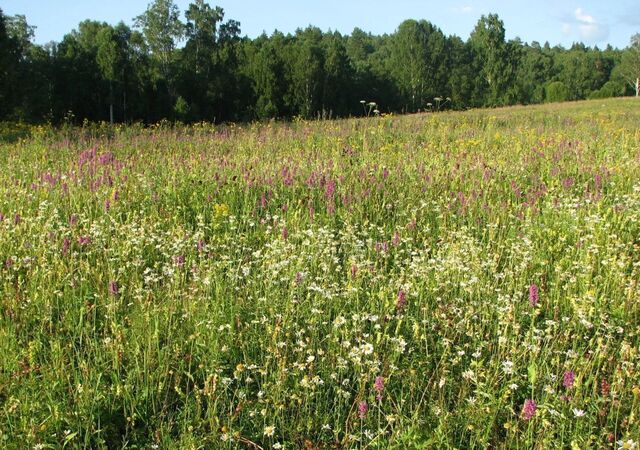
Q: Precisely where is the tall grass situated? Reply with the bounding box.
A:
[1,98,639,449]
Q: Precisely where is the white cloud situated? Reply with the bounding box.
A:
[452,5,473,14]
[562,7,609,42]
[574,8,595,25]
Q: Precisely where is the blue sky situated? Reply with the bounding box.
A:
[2,0,639,49]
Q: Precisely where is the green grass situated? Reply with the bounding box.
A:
[1,98,640,449]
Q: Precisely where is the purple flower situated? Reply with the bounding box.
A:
[528,283,539,307]
[0,212,4,221]
[174,255,185,266]
[396,289,407,311]
[295,271,303,284]
[108,280,119,296]
[562,177,574,189]
[563,370,575,390]
[521,399,537,420]
[98,152,114,165]
[69,214,78,227]
[325,179,336,198]
[14,214,21,225]
[77,235,91,246]
[104,199,111,211]
[358,400,368,419]
[374,376,385,401]
[197,239,205,252]
[62,236,71,255]
[351,264,358,278]
[282,227,289,240]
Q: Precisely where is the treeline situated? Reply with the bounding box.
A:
[1,0,639,124]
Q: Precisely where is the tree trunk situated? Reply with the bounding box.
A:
[636,78,639,97]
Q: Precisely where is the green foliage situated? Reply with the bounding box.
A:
[588,80,626,99]
[389,20,447,112]
[134,0,184,80]
[469,14,515,106]
[617,34,640,95]
[173,95,189,121]
[545,81,569,103]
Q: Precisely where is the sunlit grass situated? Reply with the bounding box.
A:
[1,98,639,449]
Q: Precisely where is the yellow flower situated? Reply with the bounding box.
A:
[214,203,230,218]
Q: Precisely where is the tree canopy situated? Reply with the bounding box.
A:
[0,2,637,124]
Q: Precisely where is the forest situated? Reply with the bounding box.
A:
[1,0,639,124]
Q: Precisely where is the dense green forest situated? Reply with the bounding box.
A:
[1,0,639,124]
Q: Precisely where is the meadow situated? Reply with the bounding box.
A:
[1,99,640,449]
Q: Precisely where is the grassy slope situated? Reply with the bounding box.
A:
[1,98,640,449]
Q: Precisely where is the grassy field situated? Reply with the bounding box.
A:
[1,98,640,449]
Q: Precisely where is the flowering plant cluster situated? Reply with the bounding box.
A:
[1,99,639,448]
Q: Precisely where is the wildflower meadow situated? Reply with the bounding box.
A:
[1,98,640,449]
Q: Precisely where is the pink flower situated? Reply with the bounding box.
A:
[62,236,71,255]
[528,283,539,307]
[521,399,537,420]
[563,371,575,390]
[396,290,407,311]
[374,376,385,401]
[325,179,336,198]
[358,400,368,419]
